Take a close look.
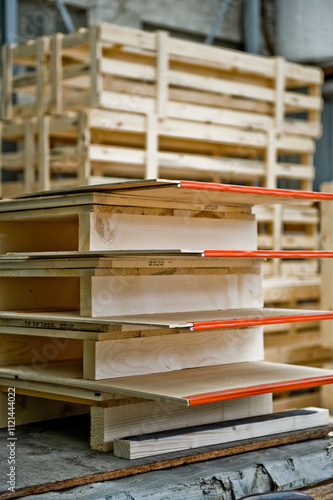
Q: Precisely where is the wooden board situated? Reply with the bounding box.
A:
[7,179,333,205]
[0,360,332,406]
[89,272,262,317]
[83,327,263,380]
[91,394,272,451]
[0,270,262,317]
[0,308,331,334]
[113,407,329,459]
[1,249,333,261]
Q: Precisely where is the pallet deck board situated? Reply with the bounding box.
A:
[5,179,333,205]
[1,249,333,261]
[0,307,331,332]
[0,360,332,406]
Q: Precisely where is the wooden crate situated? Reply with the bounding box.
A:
[2,24,323,137]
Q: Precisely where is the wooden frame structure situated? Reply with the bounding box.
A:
[0,180,332,454]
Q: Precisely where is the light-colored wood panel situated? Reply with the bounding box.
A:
[91,394,272,451]
[113,407,329,459]
[3,179,332,209]
[0,360,331,406]
[90,273,263,317]
[89,212,257,251]
[84,327,264,379]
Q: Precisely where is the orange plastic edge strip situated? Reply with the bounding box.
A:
[204,250,333,258]
[192,313,333,331]
[185,375,333,406]
[180,180,333,200]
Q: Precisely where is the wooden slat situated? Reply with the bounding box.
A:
[36,37,47,117]
[38,116,50,191]
[50,33,63,115]
[23,119,35,193]
[113,408,329,459]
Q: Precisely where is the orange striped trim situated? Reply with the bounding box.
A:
[185,375,333,405]
[180,180,333,201]
[192,313,333,331]
[204,250,333,258]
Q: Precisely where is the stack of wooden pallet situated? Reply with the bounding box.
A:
[0,179,332,456]
[0,23,322,192]
[0,23,329,409]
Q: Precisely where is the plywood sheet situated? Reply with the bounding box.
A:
[5,179,333,208]
[0,360,332,406]
[0,308,331,332]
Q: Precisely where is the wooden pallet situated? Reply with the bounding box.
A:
[0,180,332,449]
[0,109,317,195]
[2,23,323,133]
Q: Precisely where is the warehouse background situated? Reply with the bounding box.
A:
[1,0,332,189]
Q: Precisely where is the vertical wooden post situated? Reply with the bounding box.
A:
[24,119,35,193]
[145,112,158,179]
[320,181,333,410]
[156,31,168,119]
[309,82,322,125]
[265,129,281,274]
[265,129,276,190]
[274,56,285,135]
[50,33,63,115]
[300,152,314,192]
[36,37,48,117]
[321,181,333,348]
[90,25,103,109]
[38,115,50,191]
[1,44,13,120]
[77,111,91,186]
[272,204,282,276]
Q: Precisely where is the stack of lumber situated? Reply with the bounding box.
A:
[0,23,328,410]
[0,179,333,456]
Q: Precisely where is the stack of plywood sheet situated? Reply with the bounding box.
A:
[0,179,333,456]
[0,23,329,410]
